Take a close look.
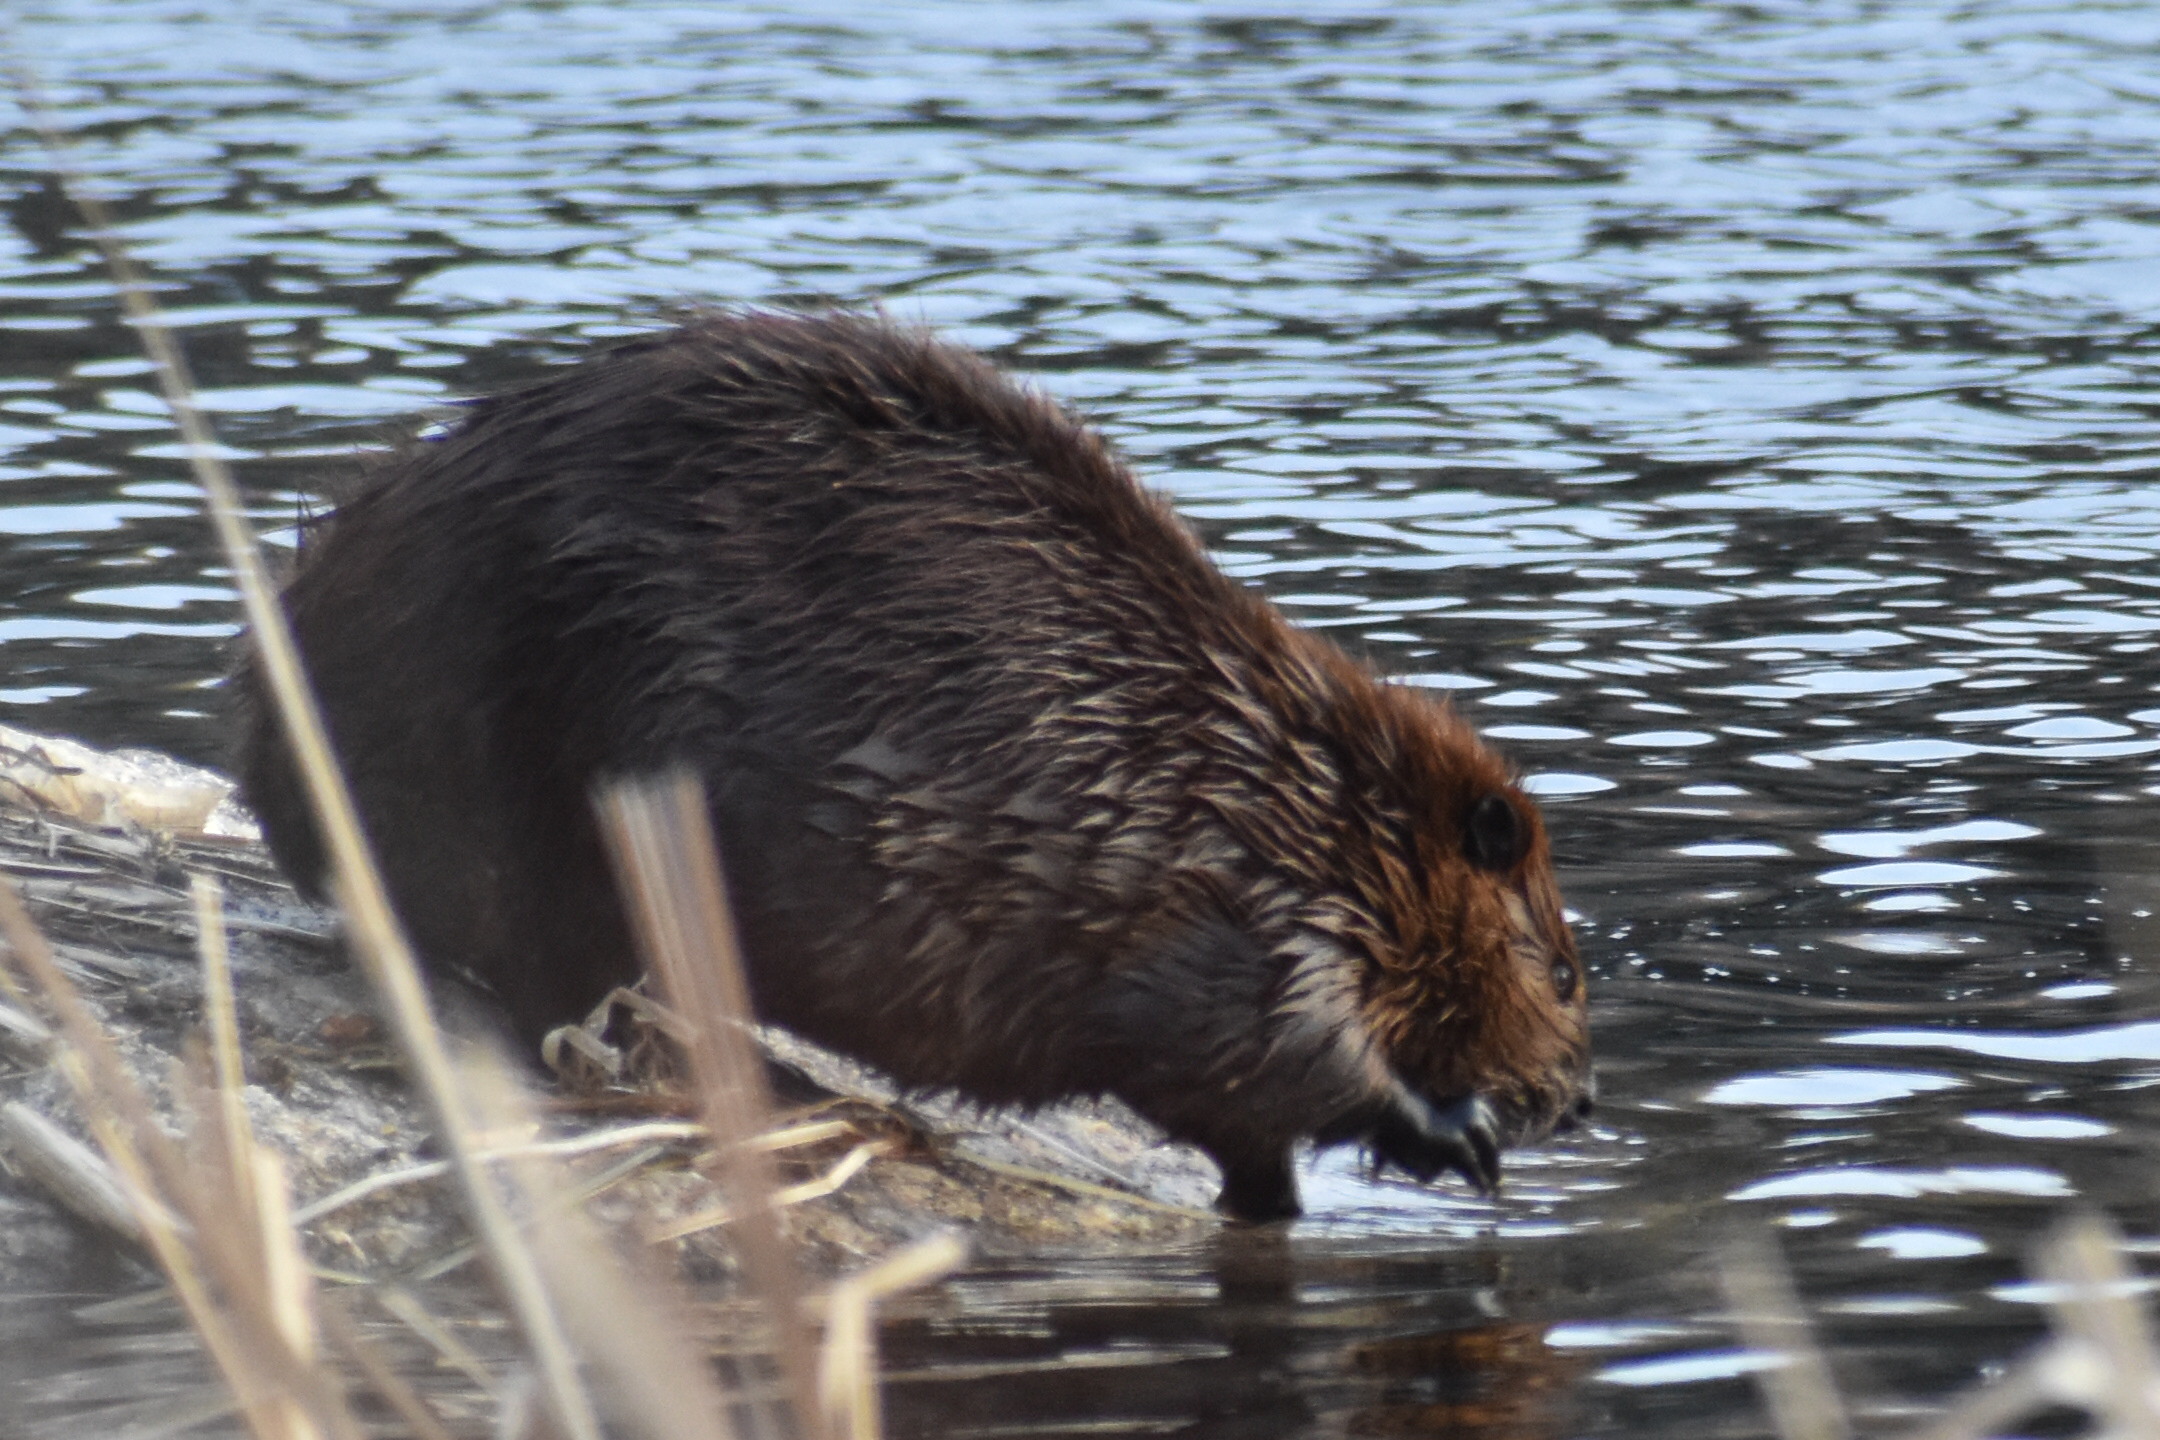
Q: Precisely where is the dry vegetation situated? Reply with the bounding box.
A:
[0,763,967,1440]
[1724,1218,2160,1440]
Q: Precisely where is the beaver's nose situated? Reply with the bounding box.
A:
[1552,1091,1595,1134]
[1551,1087,1595,1134]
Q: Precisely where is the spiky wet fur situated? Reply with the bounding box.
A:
[237,310,1590,1219]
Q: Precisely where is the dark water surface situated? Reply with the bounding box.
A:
[9,0,2160,1433]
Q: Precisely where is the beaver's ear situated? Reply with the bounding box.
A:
[1463,793,1527,873]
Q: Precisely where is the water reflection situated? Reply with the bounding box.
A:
[882,1235,1607,1438]
[10,0,2160,1433]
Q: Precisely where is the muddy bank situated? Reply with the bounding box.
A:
[0,726,1218,1297]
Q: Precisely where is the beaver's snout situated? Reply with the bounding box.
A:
[1368,1091,1503,1194]
[1552,1081,1597,1134]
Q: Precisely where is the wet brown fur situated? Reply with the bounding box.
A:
[236,309,1590,1220]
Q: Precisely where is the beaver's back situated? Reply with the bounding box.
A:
[248,313,1306,1059]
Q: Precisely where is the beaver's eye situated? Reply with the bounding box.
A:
[1550,957,1577,1001]
[1463,793,1526,872]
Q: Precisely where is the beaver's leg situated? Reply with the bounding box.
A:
[1213,1147,1299,1224]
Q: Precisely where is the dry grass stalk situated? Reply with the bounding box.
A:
[291,1117,855,1231]
[374,1285,503,1401]
[946,1150,1217,1221]
[0,876,361,1440]
[1905,1362,2060,1440]
[1718,1232,1853,1440]
[183,872,348,1440]
[651,1139,898,1244]
[0,1097,158,1246]
[1728,1214,2160,1440]
[816,1234,967,1440]
[293,1119,705,1227]
[0,879,192,1221]
[598,772,832,1440]
[0,992,53,1062]
[2018,1213,2160,1440]
[403,1142,679,1288]
[242,1148,320,1440]
[6,55,605,1440]
[193,874,255,1208]
[1898,1215,2160,1440]
[751,1118,858,1153]
[318,1295,463,1440]
[459,1049,742,1440]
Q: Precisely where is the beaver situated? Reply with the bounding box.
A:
[236,309,1590,1222]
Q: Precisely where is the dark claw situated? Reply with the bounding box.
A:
[1370,1092,1503,1195]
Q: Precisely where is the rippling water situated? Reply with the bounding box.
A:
[11,1,2160,1433]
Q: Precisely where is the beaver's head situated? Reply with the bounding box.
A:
[1351,782,1591,1190]
[1258,669,1591,1199]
